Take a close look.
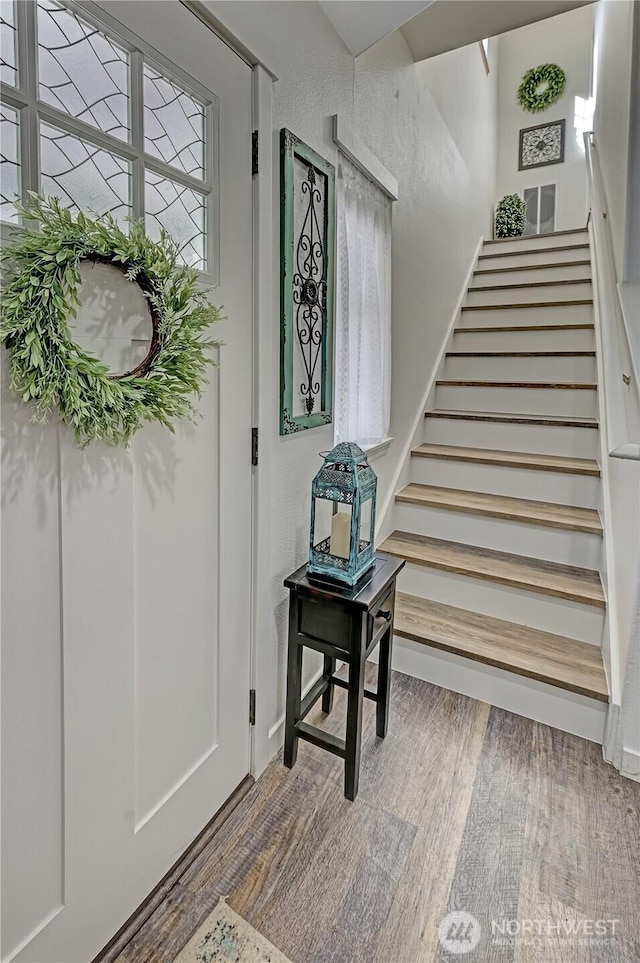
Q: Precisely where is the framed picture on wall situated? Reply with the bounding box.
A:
[518,119,565,171]
[280,128,336,435]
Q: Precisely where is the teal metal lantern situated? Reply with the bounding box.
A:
[308,443,377,587]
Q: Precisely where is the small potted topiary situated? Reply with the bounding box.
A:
[495,194,527,238]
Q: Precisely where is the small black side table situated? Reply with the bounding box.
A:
[283,552,405,800]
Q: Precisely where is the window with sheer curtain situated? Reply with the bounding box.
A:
[334,153,392,447]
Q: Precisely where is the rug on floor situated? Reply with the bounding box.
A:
[173,899,292,963]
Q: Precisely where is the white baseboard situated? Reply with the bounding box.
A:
[267,666,326,745]
[372,635,607,744]
[620,748,640,781]
[602,703,640,782]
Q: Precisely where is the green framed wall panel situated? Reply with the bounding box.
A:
[280,128,335,434]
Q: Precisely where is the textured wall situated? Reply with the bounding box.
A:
[593,0,635,276]
[495,4,594,232]
[207,2,498,759]
[354,33,497,511]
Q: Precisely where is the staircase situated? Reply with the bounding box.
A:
[380,228,609,735]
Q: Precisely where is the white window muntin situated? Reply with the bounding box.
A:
[0,0,219,281]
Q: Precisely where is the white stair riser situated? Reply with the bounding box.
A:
[473,263,592,285]
[435,385,598,418]
[444,354,596,382]
[482,232,588,256]
[423,417,599,458]
[398,563,604,645]
[453,328,595,352]
[478,247,590,270]
[460,303,592,328]
[385,639,607,744]
[465,282,592,307]
[394,502,602,568]
[409,457,601,507]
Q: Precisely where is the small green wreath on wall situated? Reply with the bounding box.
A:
[517,64,566,113]
[0,195,221,447]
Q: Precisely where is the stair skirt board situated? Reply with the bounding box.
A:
[443,354,597,382]
[397,564,604,645]
[370,638,607,744]
[434,386,597,418]
[459,304,593,327]
[465,282,593,307]
[394,502,601,568]
[452,327,596,352]
[409,457,601,507]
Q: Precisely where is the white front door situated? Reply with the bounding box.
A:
[1,3,253,961]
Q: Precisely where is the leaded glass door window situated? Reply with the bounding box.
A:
[0,0,217,278]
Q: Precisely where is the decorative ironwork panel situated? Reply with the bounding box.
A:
[37,0,130,142]
[1,0,17,86]
[519,119,565,171]
[280,128,335,435]
[145,171,205,269]
[144,64,205,179]
[0,104,20,221]
[39,122,131,220]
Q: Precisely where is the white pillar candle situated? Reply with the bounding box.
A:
[330,512,351,559]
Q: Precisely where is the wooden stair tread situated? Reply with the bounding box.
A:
[378,531,605,607]
[396,483,602,534]
[425,409,598,429]
[474,260,591,275]
[394,594,608,701]
[468,278,591,291]
[458,323,594,333]
[447,351,595,357]
[411,444,600,476]
[478,243,590,260]
[484,229,588,245]
[436,379,596,389]
[463,299,593,311]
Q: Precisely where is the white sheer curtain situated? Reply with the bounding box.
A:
[334,153,392,446]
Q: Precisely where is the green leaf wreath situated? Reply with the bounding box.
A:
[517,64,566,113]
[495,194,527,238]
[0,194,222,446]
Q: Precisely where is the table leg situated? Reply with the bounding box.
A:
[284,595,302,769]
[321,654,336,713]
[377,622,393,738]
[344,621,367,801]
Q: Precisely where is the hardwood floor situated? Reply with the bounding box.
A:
[107,669,640,963]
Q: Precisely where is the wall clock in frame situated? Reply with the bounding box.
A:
[280,128,335,435]
[519,119,565,171]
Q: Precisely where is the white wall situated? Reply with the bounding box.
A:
[593,0,635,276]
[495,4,595,232]
[590,0,640,779]
[354,35,497,518]
[202,3,499,770]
